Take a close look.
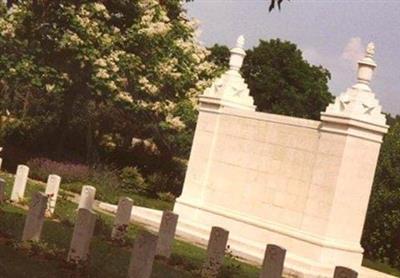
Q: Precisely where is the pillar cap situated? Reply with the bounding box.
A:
[200,36,255,111]
[322,42,387,129]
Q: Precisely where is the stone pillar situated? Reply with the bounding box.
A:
[201,226,229,277]
[128,231,158,278]
[22,192,48,241]
[175,36,255,218]
[259,244,286,278]
[156,211,179,258]
[307,43,388,270]
[10,165,29,202]
[78,185,96,210]
[68,208,97,263]
[0,178,5,203]
[45,174,61,215]
[111,197,133,241]
[334,266,358,278]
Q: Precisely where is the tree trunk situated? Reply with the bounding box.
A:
[55,88,79,158]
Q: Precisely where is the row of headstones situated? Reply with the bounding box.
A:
[0,164,61,215]
[0,164,359,278]
[17,191,358,278]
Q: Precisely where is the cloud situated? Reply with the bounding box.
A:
[341,37,365,69]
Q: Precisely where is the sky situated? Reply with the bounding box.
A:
[185,0,400,116]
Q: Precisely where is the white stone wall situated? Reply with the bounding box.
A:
[175,39,389,277]
[202,108,321,230]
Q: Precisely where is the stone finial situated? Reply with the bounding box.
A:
[366,42,375,57]
[323,41,386,126]
[201,35,255,111]
[355,42,377,89]
[229,35,246,72]
[236,35,245,49]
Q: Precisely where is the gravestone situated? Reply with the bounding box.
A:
[0,157,2,170]
[10,165,29,202]
[259,244,286,278]
[78,185,96,210]
[156,210,178,258]
[201,226,229,277]
[128,231,158,278]
[45,174,61,215]
[111,197,133,241]
[333,266,358,278]
[0,178,5,203]
[22,192,48,241]
[68,208,97,263]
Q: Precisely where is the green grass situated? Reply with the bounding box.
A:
[60,181,173,211]
[0,173,260,277]
[0,170,173,211]
[362,258,400,277]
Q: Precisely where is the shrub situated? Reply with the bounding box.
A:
[27,158,90,183]
[156,192,176,203]
[119,167,146,194]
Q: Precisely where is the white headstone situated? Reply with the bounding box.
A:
[111,197,133,241]
[334,266,358,278]
[260,244,286,278]
[78,185,96,210]
[201,226,229,277]
[0,158,3,170]
[128,231,158,278]
[45,174,61,215]
[10,165,29,202]
[22,192,48,241]
[156,211,178,258]
[68,208,97,263]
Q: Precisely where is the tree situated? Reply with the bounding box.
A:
[207,44,230,71]
[243,39,333,119]
[362,117,400,268]
[0,0,217,192]
[209,39,333,120]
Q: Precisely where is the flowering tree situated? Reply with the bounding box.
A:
[0,0,217,185]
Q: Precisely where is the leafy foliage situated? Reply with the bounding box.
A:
[362,117,400,268]
[208,39,333,120]
[120,166,146,194]
[243,39,333,120]
[0,0,218,192]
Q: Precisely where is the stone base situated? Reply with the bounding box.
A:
[97,200,395,278]
[174,197,366,278]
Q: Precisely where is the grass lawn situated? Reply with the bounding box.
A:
[362,259,400,277]
[61,181,173,211]
[0,172,260,277]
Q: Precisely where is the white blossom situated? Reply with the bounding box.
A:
[96,68,110,79]
[166,115,186,130]
[117,91,133,103]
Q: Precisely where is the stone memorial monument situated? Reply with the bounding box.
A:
[174,37,388,277]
